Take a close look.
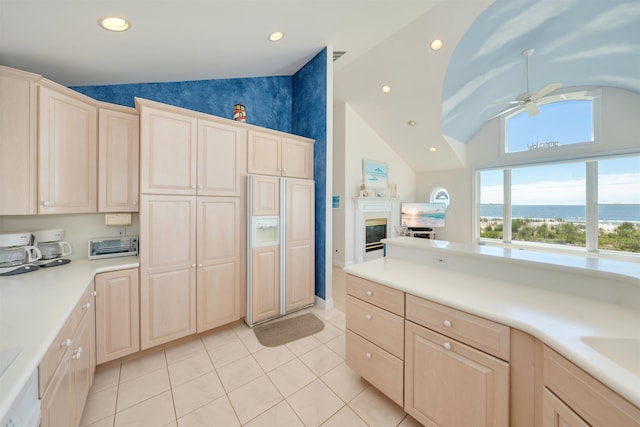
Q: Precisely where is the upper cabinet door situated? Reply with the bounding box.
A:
[140,106,197,195]
[197,119,247,196]
[38,84,97,214]
[98,108,139,212]
[282,137,313,179]
[0,66,39,215]
[247,130,281,176]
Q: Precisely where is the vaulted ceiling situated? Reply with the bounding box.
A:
[1,0,638,172]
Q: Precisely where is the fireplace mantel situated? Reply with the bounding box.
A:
[354,197,400,263]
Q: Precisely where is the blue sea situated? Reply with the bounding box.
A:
[480,204,640,223]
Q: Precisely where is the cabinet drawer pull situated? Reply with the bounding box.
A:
[443,320,452,328]
[443,342,452,351]
[366,290,373,297]
[60,338,72,348]
[365,314,372,320]
[82,303,91,310]
[365,352,372,360]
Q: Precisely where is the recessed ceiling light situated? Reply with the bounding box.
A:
[429,147,437,152]
[430,39,443,51]
[99,16,130,32]
[268,31,285,42]
[382,85,391,93]
[407,120,417,126]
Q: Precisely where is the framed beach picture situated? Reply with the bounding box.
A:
[363,159,388,189]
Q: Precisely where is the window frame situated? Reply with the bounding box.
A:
[475,153,640,260]
[499,88,603,162]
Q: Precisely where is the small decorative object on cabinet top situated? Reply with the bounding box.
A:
[233,104,246,122]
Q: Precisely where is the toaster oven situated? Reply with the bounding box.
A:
[88,236,138,259]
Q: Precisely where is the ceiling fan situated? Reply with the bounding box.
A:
[490,48,561,119]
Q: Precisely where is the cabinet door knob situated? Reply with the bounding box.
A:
[198,263,203,268]
[83,303,91,310]
[365,352,372,359]
[191,264,196,268]
[191,185,197,189]
[443,342,452,351]
[42,200,51,207]
[366,290,373,297]
[365,314,372,320]
[60,338,72,348]
[443,320,452,328]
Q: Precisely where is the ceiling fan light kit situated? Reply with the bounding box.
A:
[490,48,562,120]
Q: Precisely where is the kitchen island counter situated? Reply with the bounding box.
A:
[344,238,640,409]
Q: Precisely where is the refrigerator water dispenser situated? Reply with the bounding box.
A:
[251,216,279,247]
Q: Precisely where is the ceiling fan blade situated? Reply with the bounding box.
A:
[491,99,522,106]
[531,82,562,100]
[525,102,540,117]
[488,104,520,120]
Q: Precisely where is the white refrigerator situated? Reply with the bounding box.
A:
[245,174,315,327]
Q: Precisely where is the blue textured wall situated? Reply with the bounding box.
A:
[72,50,328,300]
[72,76,293,133]
[292,48,327,300]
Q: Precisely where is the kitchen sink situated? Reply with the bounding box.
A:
[0,346,22,378]
[580,337,640,375]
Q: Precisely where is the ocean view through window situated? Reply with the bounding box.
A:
[478,155,640,254]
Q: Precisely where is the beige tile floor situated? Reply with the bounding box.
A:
[80,268,421,427]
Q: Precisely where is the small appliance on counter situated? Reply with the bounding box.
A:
[88,236,138,260]
[31,228,73,268]
[0,232,42,276]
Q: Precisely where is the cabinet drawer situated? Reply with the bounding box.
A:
[543,345,640,427]
[406,294,510,361]
[39,317,73,397]
[346,274,404,316]
[346,295,404,359]
[346,330,403,406]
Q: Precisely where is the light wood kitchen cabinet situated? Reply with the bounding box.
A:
[284,178,315,312]
[542,388,589,427]
[38,81,97,214]
[94,268,140,364]
[345,274,405,406]
[247,129,314,179]
[250,175,280,216]
[98,105,139,212]
[196,197,242,332]
[404,320,510,427]
[139,99,246,196]
[40,285,94,427]
[0,66,39,215]
[140,195,197,350]
[542,345,640,427]
[250,245,280,324]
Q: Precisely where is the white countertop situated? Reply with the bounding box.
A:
[344,255,640,408]
[0,257,139,420]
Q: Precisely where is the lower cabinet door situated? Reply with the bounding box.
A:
[404,321,509,427]
[141,267,197,350]
[542,388,590,427]
[40,356,72,427]
[95,269,140,364]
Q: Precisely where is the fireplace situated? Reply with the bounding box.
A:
[365,218,387,253]
[354,197,400,263]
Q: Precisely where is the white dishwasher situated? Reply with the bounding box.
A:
[1,370,41,427]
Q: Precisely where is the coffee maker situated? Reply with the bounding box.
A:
[31,228,73,267]
[0,232,42,275]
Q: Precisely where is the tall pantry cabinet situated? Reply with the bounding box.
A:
[137,98,246,349]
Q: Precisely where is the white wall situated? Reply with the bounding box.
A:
[1,213,139,259]
[333,102,416,266]
[416,168,473,243]
[414,87,640,244]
